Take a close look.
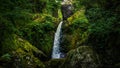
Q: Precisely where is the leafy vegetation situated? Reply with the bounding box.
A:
[0,0,120,68]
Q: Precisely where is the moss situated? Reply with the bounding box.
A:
[45,59,65,68]
[14,35,46,56]
[1,34,19,55]
[62,16,89,53]
[67,8,88,25]
[12,48,45,68]
[12,35,46,68]
[61,8,90,53]
[61,46,100,68]
[18,12,61,59]
[58,9,63,19]
[0,35,46,68]
[32,13,56,23]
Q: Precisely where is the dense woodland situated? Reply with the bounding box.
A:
[0,0,120,68]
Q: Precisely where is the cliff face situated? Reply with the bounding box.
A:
[0,35,46,68]
[61,0,73,20]
[61,4,73,20]
[61,46,99,68]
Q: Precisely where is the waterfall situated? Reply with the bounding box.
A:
[52,21,63,59]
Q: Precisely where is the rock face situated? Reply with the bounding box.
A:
[45,59,65,68]
[0,35,46,68]
[61,4,73,20]
[61,46,99,68]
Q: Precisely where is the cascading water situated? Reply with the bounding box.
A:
[52,21,63,59]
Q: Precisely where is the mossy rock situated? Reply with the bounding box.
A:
[61,46,100,68]
[45,58,65,68]
[12,35,46,68]
[0,35,46,68]
[61,9,89,53]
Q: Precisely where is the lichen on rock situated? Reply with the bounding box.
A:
[61,46,100,68]
[0,35,46,68]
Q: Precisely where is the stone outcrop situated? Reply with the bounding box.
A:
[61,0,73,20]
[61,4,73,20]
[0,35,46,68]
[61,46,100,68]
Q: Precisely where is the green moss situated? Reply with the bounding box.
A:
[32,13,56,23]
[12,48,45,68]
[67,8,88,24]
[20,24,54,58]
[1,34,19,55]
[18,12,61,59]
[58,9,63,19]
[45,59,65,68]
[61,46,99,68]
[0,35,46,68]
[61,9,89,53]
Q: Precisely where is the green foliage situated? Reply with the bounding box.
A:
[32,0,47,13]
[61,9,89,53]
[62,19,89,53]
[46,0,61,13]
[73,0,84,11]
[0,0,120,67]
[0,0,59,60]
[71,19,89,31]
[0,34,17,55]
[86,8,117,48]
[19,20,55,58]
[0,35,46,68]
[85,7,120,66]
[11,48,45,68]
[1,53,12,61]
[75,0,120,11]
[0,0,33,56]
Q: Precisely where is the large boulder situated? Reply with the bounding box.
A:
[0,35,46,68]
[61,0,74,20]
[61,4,73,20]
[61,46,100,68]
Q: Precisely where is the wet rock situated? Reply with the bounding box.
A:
[61,4,73,20]
[61,46,100,68]
[45,59,65,68]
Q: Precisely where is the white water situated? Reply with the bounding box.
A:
[52,21,63,59]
